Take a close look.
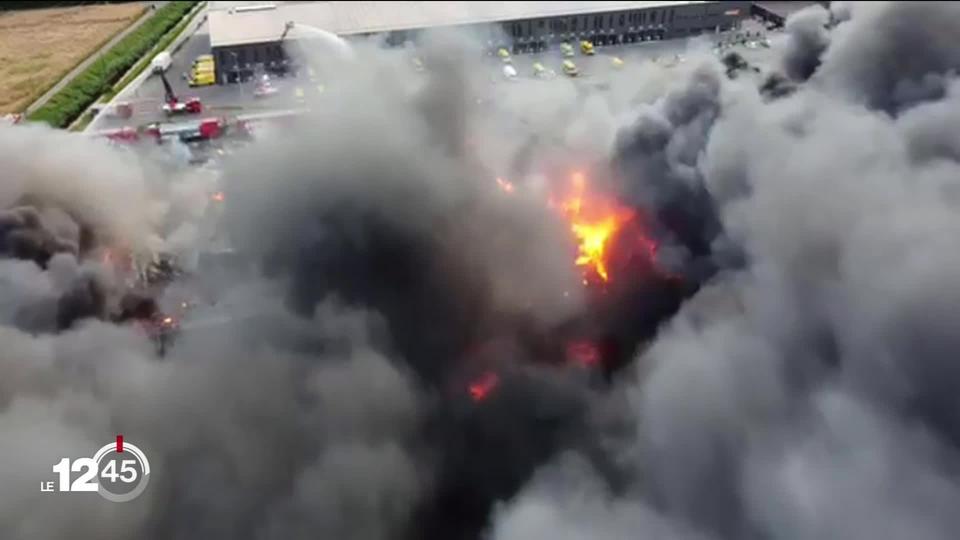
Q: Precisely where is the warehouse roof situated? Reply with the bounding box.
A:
[753,1,822,19]
[208,1,710,48]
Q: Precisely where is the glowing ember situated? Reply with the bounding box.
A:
[495,177,515,193]
[468,372,500,402]
[552,172,636,283]
[567,341,601,367]
[211,191,225,202]
[162,316,175,326]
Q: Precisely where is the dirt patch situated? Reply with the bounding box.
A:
[0,3,146,114]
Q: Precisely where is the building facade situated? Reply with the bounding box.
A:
[489,1,749,54]
[209,1,750,84]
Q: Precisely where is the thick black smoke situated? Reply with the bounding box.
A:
[611,64,728,281]
[0,127,174,333]
[0,206,81,266]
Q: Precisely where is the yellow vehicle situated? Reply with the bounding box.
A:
[497,47,511,62]
[580,40,595,55]
[611,56,625,69]
[532,62,546,77]
[560,42,574,57]
[188,70,216,87]
[562,59,579,77]
[190,68,214,82]
[192,63,214,75]
[192,56,214,71]
[193,54,214,66]
[192,60,214,75]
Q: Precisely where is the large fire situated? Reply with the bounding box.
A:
[492,171,658,284]
[552,172,649,284]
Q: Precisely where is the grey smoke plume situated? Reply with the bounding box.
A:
[0,125,153,247]
[781,4,831,82]
[815,1,960,114]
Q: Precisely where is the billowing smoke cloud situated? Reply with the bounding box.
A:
[815,1,960,114]
[493,3,960,540]
[0,125,153,247]
[0,127,167,332]
[1,29,597,540]
[781,4,831,82]
[6,3,960,540]
[611,64,728,280]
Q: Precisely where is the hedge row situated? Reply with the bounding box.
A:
[28,1,197,128]
[103,2,205,103]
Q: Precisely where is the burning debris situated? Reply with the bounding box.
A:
[468,371,500,402]
[565,340,601,368]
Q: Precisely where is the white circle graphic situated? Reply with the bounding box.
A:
[92,441,151,503]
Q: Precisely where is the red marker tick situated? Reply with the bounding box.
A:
[116,434,124,453]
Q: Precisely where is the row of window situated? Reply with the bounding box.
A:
[506,8,682,39]
[218,44,285,68]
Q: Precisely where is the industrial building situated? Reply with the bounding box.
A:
[208,1,750,84]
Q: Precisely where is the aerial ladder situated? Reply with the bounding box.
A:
[159,70,202,116]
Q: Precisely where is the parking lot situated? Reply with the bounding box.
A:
[89,17,777,132]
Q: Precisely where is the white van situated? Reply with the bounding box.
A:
[151,51,172,74]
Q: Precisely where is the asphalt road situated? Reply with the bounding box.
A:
[91,19,778,131]
[92,14,223,130]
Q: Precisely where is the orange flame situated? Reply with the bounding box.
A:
[495,177,515,193]
[211,191,225,202]
[552,172,635,283]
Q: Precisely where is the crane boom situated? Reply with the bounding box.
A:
[159,71,177,104]
[279,21,295,42]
